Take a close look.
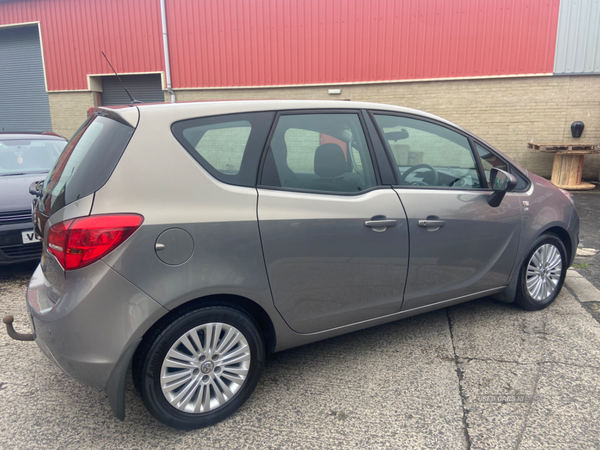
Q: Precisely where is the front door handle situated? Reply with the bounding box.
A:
[418,220,445,228]
[365,217,397,232]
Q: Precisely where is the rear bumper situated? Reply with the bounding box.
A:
[26,261,168,393]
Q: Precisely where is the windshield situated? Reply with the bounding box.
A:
[0,139,66,176]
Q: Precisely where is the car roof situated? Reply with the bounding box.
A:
[98,99,459,129]
[0,132,66,141]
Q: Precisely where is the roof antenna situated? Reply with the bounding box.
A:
[101,51,142,105]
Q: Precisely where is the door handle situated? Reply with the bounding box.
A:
[418,220,445,228]
[365,219,397,228]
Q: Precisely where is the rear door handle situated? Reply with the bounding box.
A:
[418,220,445,228]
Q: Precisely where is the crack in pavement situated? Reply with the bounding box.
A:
[446,308,472,450]
[457,356,600,371]
[511,319,547,450]
[512,361,543,450]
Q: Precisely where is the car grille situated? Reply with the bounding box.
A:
[0,210,32,226]
[1,243,42,258]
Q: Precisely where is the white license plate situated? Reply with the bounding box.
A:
[22,230,40,244]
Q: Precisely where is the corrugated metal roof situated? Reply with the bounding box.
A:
[554,0,600,74]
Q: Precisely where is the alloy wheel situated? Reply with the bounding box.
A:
[526,243,563,302]
[160,322,251,413]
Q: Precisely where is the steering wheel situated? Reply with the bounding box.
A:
[399,164,439,186]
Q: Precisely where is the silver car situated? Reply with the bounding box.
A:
[4,101,578,429]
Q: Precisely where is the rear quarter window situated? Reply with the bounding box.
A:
[171,112,275,187]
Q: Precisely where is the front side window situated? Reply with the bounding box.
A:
[260,113,377,193]
[172,112,275,187]
[476,143,508,184]
[374,114,482,189]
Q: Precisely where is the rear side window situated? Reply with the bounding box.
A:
[172,112,275,187]
[260,113,378,193]
[40,114,134,216]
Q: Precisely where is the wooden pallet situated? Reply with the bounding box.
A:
[528,143,600,154]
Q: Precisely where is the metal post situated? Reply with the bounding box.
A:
[160,0,176,103]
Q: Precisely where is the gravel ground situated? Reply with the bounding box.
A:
[1,260,600,449]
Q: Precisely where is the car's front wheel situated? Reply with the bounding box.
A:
[134,305,265,429]
[515,233,567,311]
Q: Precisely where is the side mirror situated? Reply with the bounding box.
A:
[487,168,517,207]
[29,180,44,197]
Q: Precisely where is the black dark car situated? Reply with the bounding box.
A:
[0,132,66,264]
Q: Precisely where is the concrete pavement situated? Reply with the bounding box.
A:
[1,262,600,449]
[572,188,600,291]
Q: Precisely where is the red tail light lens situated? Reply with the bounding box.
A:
[47,214,144,270]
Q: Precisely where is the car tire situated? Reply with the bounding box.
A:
[133,305,265,429]
[514,233,567,311]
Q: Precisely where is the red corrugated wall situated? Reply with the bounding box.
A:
[0,0,561,91]
[0,0,164,91]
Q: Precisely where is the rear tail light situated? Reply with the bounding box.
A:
[47,214,144,270]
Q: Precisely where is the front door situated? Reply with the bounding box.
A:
[372,113,521,311]
[257,112,409,334]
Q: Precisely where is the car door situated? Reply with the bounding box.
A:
[257,111,409,334]
[371,112,521,311]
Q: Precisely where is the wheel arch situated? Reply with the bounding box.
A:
[137,294,277,357]
[543,225,573,267]
[494,225,572,304]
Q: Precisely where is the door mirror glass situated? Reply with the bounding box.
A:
[490,168,517,192]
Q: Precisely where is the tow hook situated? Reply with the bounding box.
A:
[3,315,34,341]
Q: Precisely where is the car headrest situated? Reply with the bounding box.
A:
[314,143,346,178]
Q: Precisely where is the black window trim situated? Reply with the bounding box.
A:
[256,109,387,197]
[469,137,490,189]
[361,109,398,185]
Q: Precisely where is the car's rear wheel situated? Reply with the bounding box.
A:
[515,233,567,311]
[133,305,265,429]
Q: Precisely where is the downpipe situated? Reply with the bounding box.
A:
[160,0,176,103]
[3,315,34,341]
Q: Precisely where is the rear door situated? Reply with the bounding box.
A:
[257,111,409,334]
[371,112,521,311]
